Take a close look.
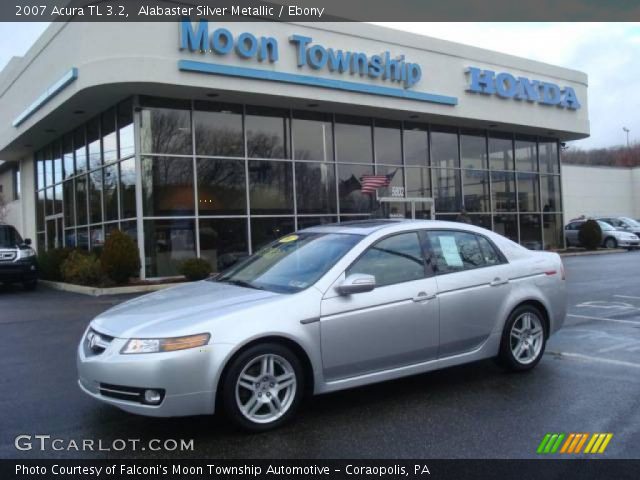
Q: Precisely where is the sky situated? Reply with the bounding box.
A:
[0,22,638,150]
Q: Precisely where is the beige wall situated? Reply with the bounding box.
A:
[561,164,640,222]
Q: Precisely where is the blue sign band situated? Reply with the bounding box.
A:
[13,68,78,127]
[178,60,458,106]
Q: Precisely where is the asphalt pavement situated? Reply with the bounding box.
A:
[1,251,639,459]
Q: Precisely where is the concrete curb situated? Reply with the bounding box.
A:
[558,248,628,257]
[39,280,185,296]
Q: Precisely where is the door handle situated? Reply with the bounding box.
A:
[412,291,436,302]
[490,277,509,287]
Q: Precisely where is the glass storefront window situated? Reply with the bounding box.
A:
[62,134,74,179]
[87,116,101,170]
[44,147,53,187]
[119,158,136,219]
[194,101,244,157]
[75,174,88,225]
[142,156,195,217]
[517,172,540,213]
[52,141,63,184]
[102,108,118,163]
[36,190,45,231]
[335,115,373,164]
[433,168,461,212]
[292,110,333,162]
[515,135,537,171]
[88,169,103,224]
[403,123,428,166]
[74,127,87,173]
[77,227,89,250]
[460,129,487,170]
[90,225,104,250]
[540,174,561,212]
[520,214,542,250]
[493,214,518,242]
[374,119,402,165]
[199,218,249,272]
[489,133,514,171]
[297,216,338,229]
[462,169,490,212]
[103,164,119,221]
[491,171,517,212]
[468,214,492,229]
[543,213,564,250]
[246,106,289,159]
[295,162,336,214]
[45,187,53,216]
[197,158,247,215]
[405,167,431,199]
[338,164,375,214]
[250,217,295,251]
[144,219,196,277]
[36,151,45,190]
[539,139,559,174]
[140,99,192,155]
[63,180,75,227]
[54,183,63,215]
[248,160,294,214]
[431,126,459,169]
[120,220,138,246]
[65,229,77,248]
[118,99,135,158]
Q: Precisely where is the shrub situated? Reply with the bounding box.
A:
[61,251,105,286]
[179,258,213,281]
[37,248,73,281]
[100,230,140,284]
[579,219,602,250]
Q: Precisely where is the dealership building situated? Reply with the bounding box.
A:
[0,21,589,278]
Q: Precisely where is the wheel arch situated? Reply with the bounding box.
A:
[214,335,316,412]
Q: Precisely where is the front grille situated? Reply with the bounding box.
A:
[99,383,165,404]
[85,329,114,356]
[0,250,16,262]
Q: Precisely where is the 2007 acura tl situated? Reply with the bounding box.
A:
[78,220,566,431]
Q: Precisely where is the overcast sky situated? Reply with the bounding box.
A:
[0,22,638,150]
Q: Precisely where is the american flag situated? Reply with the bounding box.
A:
[359,170,397,194]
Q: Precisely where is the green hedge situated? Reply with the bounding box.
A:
[179,258,213,281]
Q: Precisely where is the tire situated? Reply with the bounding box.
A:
[496,305,547,371]
[23,279,37,291]
[221,342,304,432]
[604,237,617,249]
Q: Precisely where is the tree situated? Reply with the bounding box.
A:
[578,220,602,250]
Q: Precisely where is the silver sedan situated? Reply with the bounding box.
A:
[77,220,566,431]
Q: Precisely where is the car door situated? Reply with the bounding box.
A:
[320,231,439,381]
[426,230,511,358]
[565,222,581,245]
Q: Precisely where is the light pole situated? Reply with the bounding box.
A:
[623,127,630,147]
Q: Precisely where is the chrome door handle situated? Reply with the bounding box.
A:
[412,291,436,302]
[490,277,509,287]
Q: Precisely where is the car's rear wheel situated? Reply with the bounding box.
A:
[221,343,303,431]
[604,237,617,249]
[497,305,546,371]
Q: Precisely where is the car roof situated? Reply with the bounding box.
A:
[299,219,491,236]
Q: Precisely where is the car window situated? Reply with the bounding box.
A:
[347,232,425,287]
[598,221,614,231]
[0,226,23,248]
[427,231,487,274]
[476,236,503,265]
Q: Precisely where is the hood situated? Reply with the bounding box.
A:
[91,280,279,338]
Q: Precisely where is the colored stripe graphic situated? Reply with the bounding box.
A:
[538,433,613,454]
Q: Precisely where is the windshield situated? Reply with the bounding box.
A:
[597,221,615,231]
[620,217,640,227]
[0,226,23,248]
[214,232,362,293]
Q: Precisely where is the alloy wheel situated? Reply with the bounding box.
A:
[509,312,544,365]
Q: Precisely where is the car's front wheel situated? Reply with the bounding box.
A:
[221,343,303,431]
[497,305,547,371]
[604,237,617,249]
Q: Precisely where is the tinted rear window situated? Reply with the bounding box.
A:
[0,226,23,248]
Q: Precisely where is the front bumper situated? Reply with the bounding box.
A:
[77,327,233,417]
[617,239,640,247]
[0,259,38,283]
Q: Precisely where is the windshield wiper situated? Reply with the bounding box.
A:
[221,279,265,290]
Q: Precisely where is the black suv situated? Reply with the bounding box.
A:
[0,224,38,290]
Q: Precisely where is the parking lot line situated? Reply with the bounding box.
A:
[549,351,640,369]
[613,294,640,300]
[567,313,640,325]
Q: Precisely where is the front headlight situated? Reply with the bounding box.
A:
[17,248,36,259]
[121,333,210,354]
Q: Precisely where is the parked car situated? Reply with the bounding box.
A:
[0,223,38,290]
[565,219,640,249]
[78,220,566,431]
[596,216,640,240]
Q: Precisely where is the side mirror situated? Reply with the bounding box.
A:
[24,238,32,246]
[336,274,376,295]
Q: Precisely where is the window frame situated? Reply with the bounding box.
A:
[345,230,431,288]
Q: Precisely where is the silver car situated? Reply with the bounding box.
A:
[565,219,640,249]
[78,220,566,431]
